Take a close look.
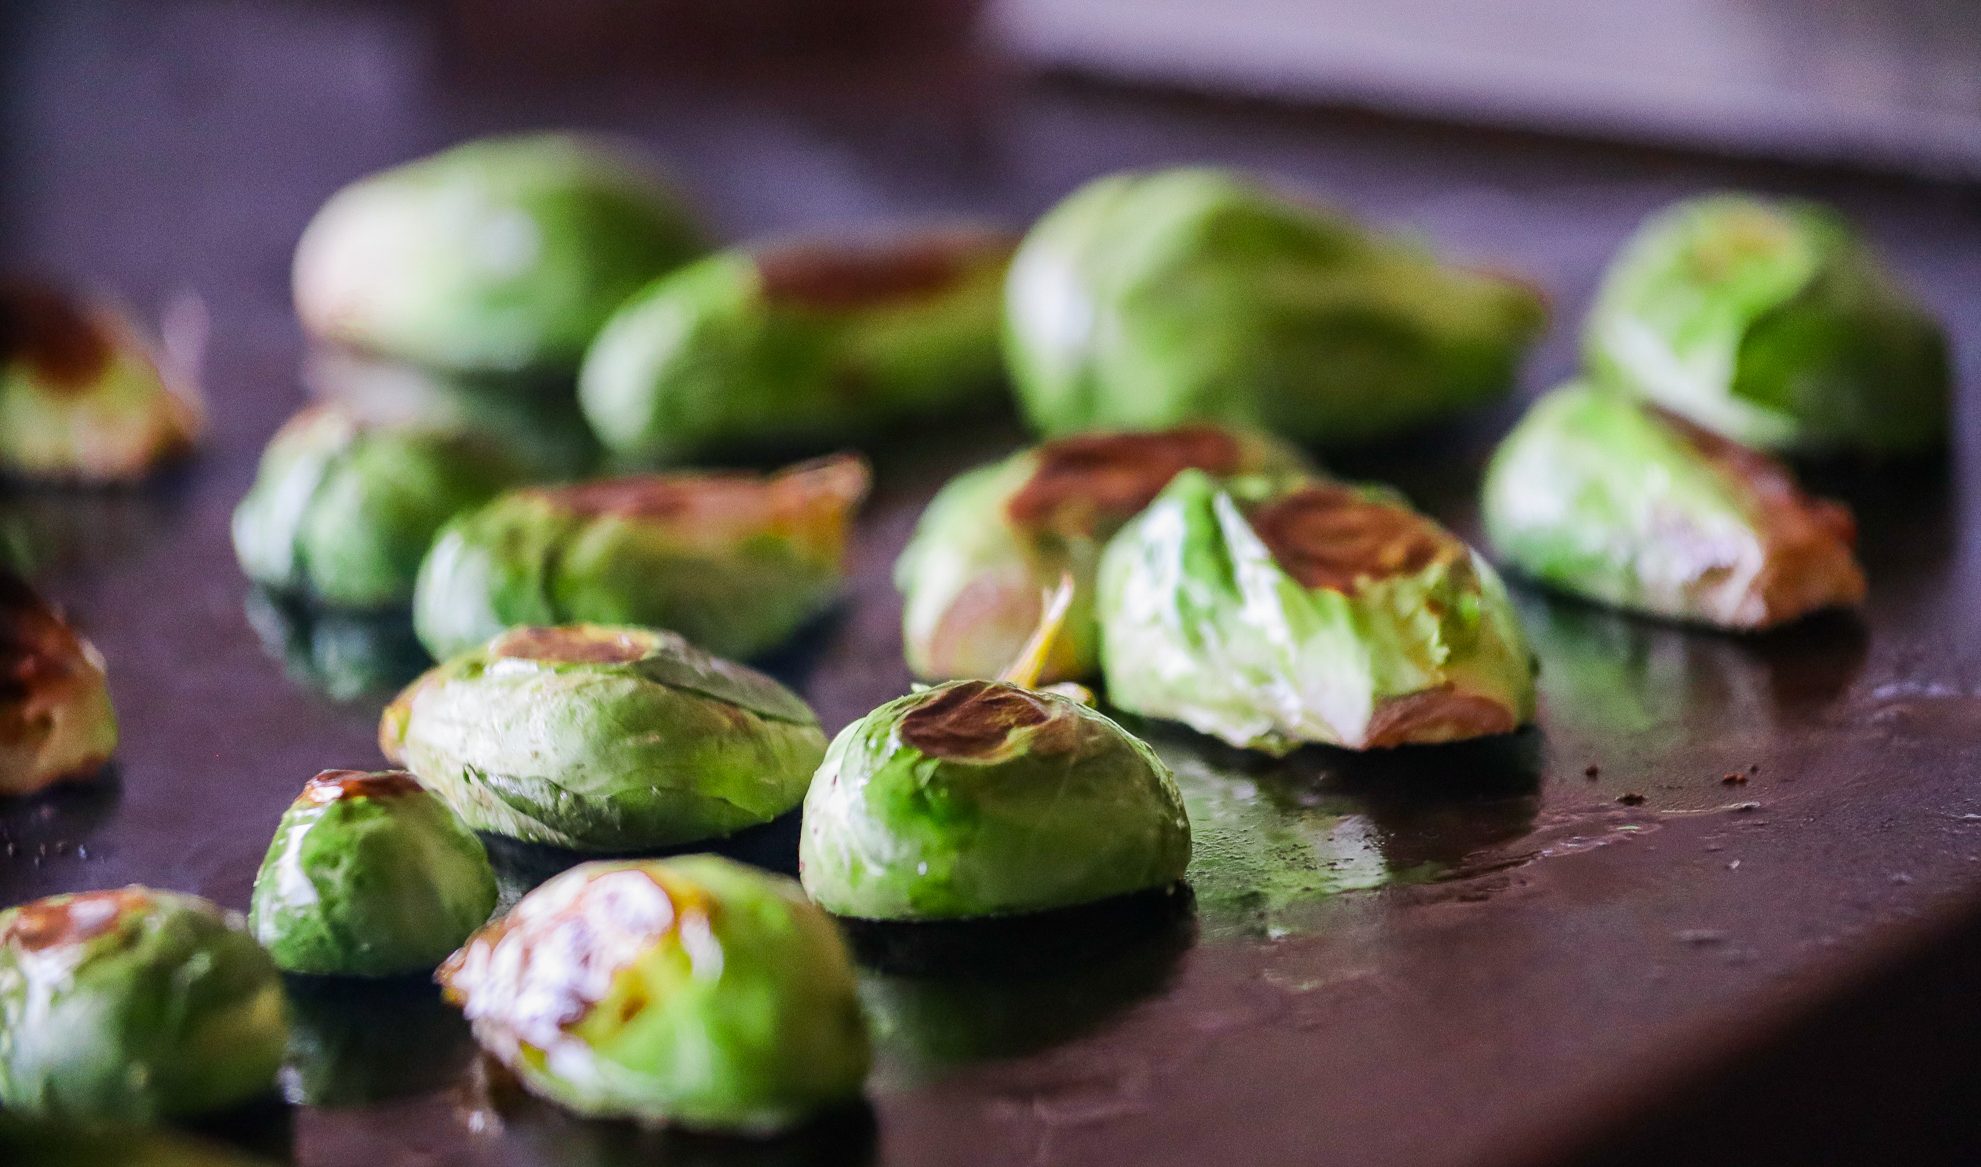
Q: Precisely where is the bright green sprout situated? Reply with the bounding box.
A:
[896,424,1309,684]
[250,769,498,977]
[412,454,867,662]
[439,855,870,1132]
[232,405,534,609]
[294,132,707,377]
[383,624,828,851]
[1584,192,1949,456]
[580,226,1013,465]
[1004,167,1546,445]
[1482,382,1866,629]
[1097,469,1535,754]
[0,888,287,1122]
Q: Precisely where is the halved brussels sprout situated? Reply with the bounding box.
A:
[1004,167,1546,445]
[250,769,497,977]
[439,855,869,1132]
[232,405,534,609]
[1585,193,1949,456]
[1483,383,1866,629]
[800,678,1190,920]
[294,133,707,376]
[1097,470,1535,754]
[0,283,200,483]
[897,425,1309,683]
[0,888,286,1121]
[382,624,828,850]
[413,454,867,662]
[1,569,116,795]
[580,227,1013,465]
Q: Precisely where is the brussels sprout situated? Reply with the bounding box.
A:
[0,283,200,483]
[1585,193,1950,456]
[800,678,1190,921]
[578,227,1013,465]
[1482,383,1866,629]
[232,405,534,609]
[382,624,828,850]
[898,425,1309,683]
[294,133,707,377]
[413,454,867,662]
[1004,168,1546,445]
[0,887,287,1121]
[439,854,869,1132]
[2,569,116,796]
[1097,470,1535,754]
[250,769,497,977]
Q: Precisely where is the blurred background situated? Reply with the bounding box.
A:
[4,3,1981,1166]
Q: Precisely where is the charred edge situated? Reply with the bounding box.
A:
[0,570,85,704]
[1247,484,1461,593]
[300,768,425,805]
[441,867,711,1036]
[0,283,115,391]
[489,626,653,665]
[1364,686,1518,748]
[755,228,1013,312]
[898,679,1053,760]
[3,888,151,951]
[1648,405,1858,546]
[1007,426,1246,535]
[537,473,749,520]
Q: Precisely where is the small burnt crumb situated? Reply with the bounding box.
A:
[1748,764,1761,775]
[0,282,115,391]
[1584,764,1601,779]
[1617,792,1647,806]
[1721,771,1748,785]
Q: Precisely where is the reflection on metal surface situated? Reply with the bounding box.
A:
[0,485,186,579]
[453,1056,879,1167]
[282,976,476,1108]
[856,897,1191,1084]
[1154,727,1542,939]
[244,589,430,704]
[1521,593,1868,741]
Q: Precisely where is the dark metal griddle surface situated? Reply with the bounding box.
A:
[3,3,1980,1166]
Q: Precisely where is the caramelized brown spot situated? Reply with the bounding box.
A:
[1007,426,1245,538]
[538,476,715,520]
[755,228,1013,312]
[1650,406,1866,624]
[440,867,714,1044]
[1363,686,1518,748]
[3,888,149,951]
[300,768,423,805]
[1248,485,1462,593]
[1,571,88,708]
[898,680,1054,760]
[490,626,652,665]
[0,283,114,392]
